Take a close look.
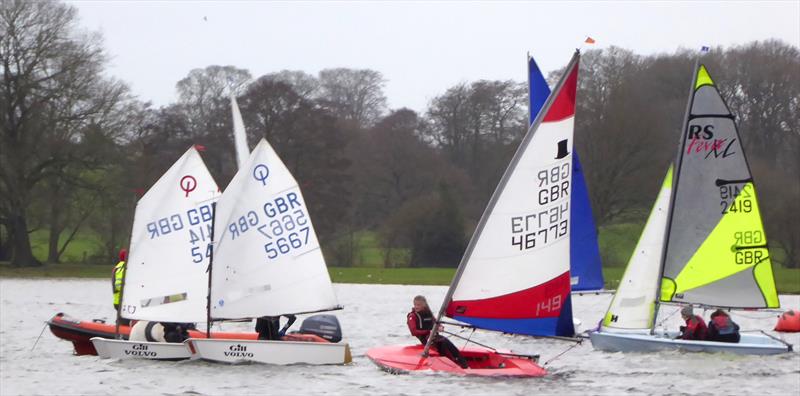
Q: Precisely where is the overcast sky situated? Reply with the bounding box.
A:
[70,1,800,112]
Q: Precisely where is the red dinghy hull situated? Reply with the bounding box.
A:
[366,344,546,377]
[47,312,259,356]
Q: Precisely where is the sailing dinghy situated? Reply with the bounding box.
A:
[91,146,222,360]
[589,63,792,355]
[186,138,352,365]
[367,51,582,377]
[528,55,604,293]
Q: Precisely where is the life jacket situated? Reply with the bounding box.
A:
[113,260,125,305]
[683,315,707,340]
[711,315,738,335]
[413,310,435,331]
[408,309,435,344]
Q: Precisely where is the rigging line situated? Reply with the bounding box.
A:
[543,338,583,366]
[441,330,497,352]
[440,330,545,361]
[31,322,48,352]
[655,306,682,328]
[459,328,477,351]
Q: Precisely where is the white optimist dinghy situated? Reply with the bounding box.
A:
[186,138,351,365]
[92,146,221,360]
[589,62,792,355]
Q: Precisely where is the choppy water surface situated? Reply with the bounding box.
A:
[1,278,798,395]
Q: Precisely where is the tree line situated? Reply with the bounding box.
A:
[1,0,798,268]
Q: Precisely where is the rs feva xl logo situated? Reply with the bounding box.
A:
[224,344,254,358]
[124,343,157,357]
[686,124,736,158]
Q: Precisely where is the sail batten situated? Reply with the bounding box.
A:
[436,52,580,338]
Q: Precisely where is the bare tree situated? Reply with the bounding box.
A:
[317,68,387,127]
[0,0,128,266]
[259,70,320,101]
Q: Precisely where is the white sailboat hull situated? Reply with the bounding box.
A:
[589,330,792,355]
[186,338,352,365]
[91,337,191,360]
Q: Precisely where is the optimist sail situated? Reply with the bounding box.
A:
[660,65,778,309]
[442,52,580,337]
[231,95,251,169]
[601,167,673,331]
[529,55,605,291]
[121,147,220,323]
[210,138,340,319]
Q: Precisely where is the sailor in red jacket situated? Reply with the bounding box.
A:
[679,305,708,341]
[707,309,740,343]
[407,295,468,368]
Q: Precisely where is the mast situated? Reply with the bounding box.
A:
[650,56,701,334]
[423,50,581,357]
[526,52,531,124]
[205,202,217,338]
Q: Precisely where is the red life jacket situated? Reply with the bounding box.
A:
[711,315,738,335]
[683,315,708,340]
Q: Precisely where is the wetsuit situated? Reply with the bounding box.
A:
[407,309,468,368]
[255,315,297,340]
[708,314,740,343]
[681,314,708,341]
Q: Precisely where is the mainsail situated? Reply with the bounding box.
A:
[528,55,605,291]
[601,167,672,331]
[441,52,580,337]
[121,147,220,323]
[231,95,251,169]
[660,65,778,309]
[210,138,340,320]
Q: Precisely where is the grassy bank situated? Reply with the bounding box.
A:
[3,262,798,294]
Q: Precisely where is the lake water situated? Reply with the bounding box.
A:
[1,278,798,395]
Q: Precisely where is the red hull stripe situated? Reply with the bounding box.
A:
[542,64,578,123]
[446,272,571,319]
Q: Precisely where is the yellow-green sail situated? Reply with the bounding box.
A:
[659,65,779,308]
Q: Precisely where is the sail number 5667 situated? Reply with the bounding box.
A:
[264,227,310,260]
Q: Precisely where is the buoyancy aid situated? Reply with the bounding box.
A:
[711,315,739,335]
[112,260,125,306]
[682,315,708,340]
[407,309,435,343]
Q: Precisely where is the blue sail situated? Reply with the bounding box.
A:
[528,56,604,291]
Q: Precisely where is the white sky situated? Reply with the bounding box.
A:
[70,1,800,112]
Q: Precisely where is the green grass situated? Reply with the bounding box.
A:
[348,231,411,268]
[328,267,455,285]
[28,229,104,263]
[597,222,644,268]
[0,262,109,278]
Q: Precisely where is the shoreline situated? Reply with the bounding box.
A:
[2,263,799,294]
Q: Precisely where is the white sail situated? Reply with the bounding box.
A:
[210,138,339,319]
[601,167,672,332]
[442,52,580,337]
[122,147,220,323]
[231,95,250,169]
